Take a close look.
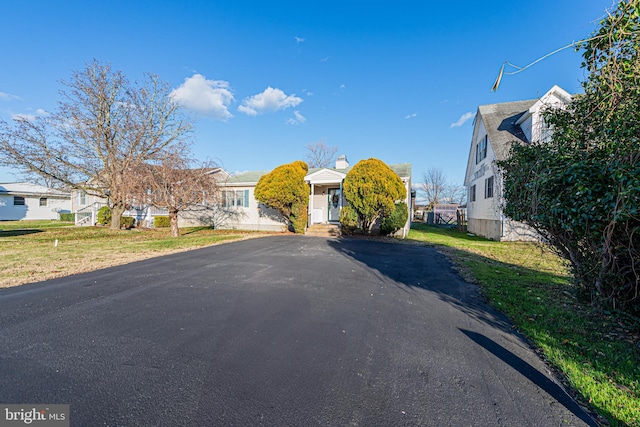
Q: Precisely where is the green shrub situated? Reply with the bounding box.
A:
[380,202,409,236]
[290,203,307,234]
[343,158,406,233]
[120,216,135,229]
[254,160,309,233]
[59,213,74,222]
[339,205,359,235]
[97,206,111,225]
[154,216,170,228]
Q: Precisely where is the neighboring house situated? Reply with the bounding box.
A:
[71,188,109,226]
[0,182,71,221]
[464,85,571,241]
[71,168,229,227]
[217,155,414,237]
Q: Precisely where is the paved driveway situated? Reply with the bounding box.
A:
[0,236,595,426]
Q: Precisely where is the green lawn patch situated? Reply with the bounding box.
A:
[409,223,640,426]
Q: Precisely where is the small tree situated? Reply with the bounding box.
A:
[133,148,217,237]
[343,158,406,234]
[305,140,338,168]
[421,167,465,208]
[254,160,310,233]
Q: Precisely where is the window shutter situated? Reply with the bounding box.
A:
[244,190,249,207]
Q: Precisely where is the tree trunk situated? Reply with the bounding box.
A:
[169,209,180,237]
[110,203,125,230]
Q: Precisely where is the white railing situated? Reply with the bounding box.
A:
[74,202,171,227]
[74,202,106,226]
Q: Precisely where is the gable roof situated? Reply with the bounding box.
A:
[478,99,537,161]
[224,171,270,185]
[0,182,71,198]
[305,168,347,183]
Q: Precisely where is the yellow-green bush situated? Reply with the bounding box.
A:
[154,216,170,228]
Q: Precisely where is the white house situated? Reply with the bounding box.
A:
[464,85,572,241]
[71,168,229,227]
[0,182,71,221]
[68,156,413,236]
[217,155,413,237]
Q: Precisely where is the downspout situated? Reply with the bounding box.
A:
[309,183,314,226]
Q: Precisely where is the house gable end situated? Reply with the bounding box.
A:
[305,168,346,184]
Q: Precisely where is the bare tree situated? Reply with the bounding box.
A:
[132,148,218,237]
[0,60,192,229]
[443,183,466,205]
[421,167,448,208]
[421,167,465,208]
[305,140,338,168]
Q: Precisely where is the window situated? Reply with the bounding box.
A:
[485,176,494,199]
[469,185,476,202]
[13,196,25,206]
[235,190,244,207]
[475,135,488,164]
[77,192,87,206]
[221,190,249,208]
[39,197,48,207]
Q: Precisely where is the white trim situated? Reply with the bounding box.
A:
[305,168,346,183]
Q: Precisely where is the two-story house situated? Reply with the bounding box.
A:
[464,85,571,241]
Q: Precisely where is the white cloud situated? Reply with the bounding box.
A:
[450,111,475,128]
[10,107,50,121]
[320,56,330,62]
[404,113,417,119]
[0,92,20,101]
[170,74,234,120]
[238,87,302,116]
[11,113,36,121]
[295,36,305,44]
[287,110,306,125]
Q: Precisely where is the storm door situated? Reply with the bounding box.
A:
[328,188,340,222]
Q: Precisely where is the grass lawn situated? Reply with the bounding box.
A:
[408,223,640,426]
[0,220,266,288]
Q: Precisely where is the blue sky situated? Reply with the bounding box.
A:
[0,0,614,188]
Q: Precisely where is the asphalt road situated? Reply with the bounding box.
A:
[0,236,596,426]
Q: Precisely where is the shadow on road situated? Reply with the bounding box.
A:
[327,237,515,334]
[327,236,598,426]
[460,329,597,426]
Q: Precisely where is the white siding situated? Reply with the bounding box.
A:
[466,121,501,223]
[0,195,71,220]
[213,186,287,231]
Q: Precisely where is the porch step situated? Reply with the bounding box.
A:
[305,223,341,237]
